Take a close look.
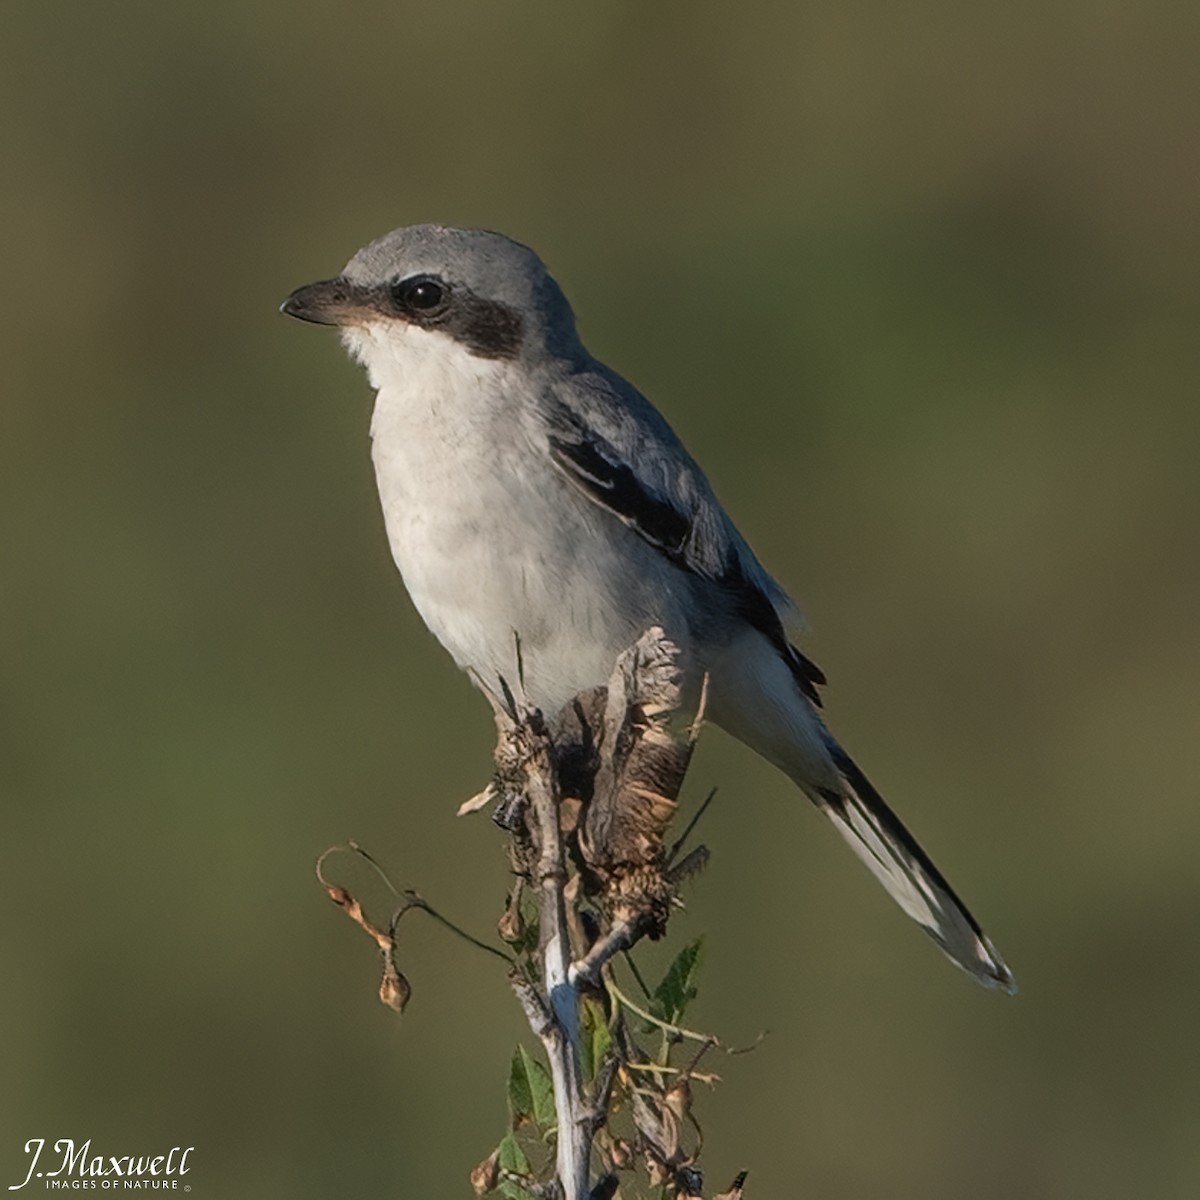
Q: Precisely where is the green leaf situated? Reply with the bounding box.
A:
[579,1004,595,1081]
[497,1132,531,1200]
[651,937,705,1026]
[579,998,612,1081]
[591,1013,612,1079]
[508,1048,532,1125]
[524,1046,556,1128]
[508,1045,555,1130]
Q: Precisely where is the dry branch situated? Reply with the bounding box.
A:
[475,628,739,1199]
[318,629,750,1199]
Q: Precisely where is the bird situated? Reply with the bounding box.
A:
[281,223,1015,993]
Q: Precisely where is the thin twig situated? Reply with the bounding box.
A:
[316,843,515,966]
[667,788,718,866]
[622,951,655,1002]
[624,1062,721,1085]
[395,891,515,965]
[606,980,718,1048]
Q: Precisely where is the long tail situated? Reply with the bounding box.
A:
[814,738,1016,993]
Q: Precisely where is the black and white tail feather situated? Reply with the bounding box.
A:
[814,738,1017,992]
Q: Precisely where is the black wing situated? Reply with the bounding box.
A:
[546,409,826,706]
[547,431,692,569]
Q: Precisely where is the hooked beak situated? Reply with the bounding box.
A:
[279,277,373,326]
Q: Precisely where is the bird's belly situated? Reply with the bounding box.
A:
[372,429,694,713]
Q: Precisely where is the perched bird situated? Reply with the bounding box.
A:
[281,224,1015,992]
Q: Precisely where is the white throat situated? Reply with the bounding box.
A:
[342,321,499,396]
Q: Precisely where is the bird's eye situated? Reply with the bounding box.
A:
[392,275,447,314]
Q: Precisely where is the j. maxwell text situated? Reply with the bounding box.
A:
[8,1141,193,1191]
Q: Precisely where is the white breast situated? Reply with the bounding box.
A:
[349,322,692,712]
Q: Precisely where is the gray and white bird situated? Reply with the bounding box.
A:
[281,223,1015,992]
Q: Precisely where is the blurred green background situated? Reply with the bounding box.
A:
[2,1,1198,1196]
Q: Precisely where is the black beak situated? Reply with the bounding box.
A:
[279,277,367,326]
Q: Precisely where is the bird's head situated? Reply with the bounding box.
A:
[280,224,581,379]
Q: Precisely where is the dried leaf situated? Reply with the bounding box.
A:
[317,858,411,1014]
[378,958,412,1014]
[470,1149,500,1195]
[663,1079,692,1122]
[459,784,497,816]
[609,1139,633,1171]
[631,1089,667,1155]
[645,1151,667,1187]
